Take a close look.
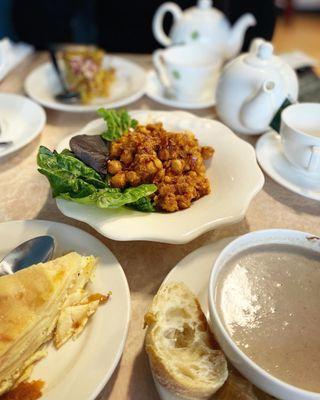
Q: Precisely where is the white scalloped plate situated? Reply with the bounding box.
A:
[0,220,130,400]
[55,111,264,244]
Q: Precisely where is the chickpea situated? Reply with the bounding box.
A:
[107,160,122,174]
[147,161,157,175]
[120,149,133,165]
[126,171,140,186]
[188,171,197,178]
[171,159,184,174]
[178,196,192,210]
[201,146,214,160]
[139,126,150,134]
[110,172,126,189]
[158,149,170,160]
[153,158,162,169]
[110,142,122,157]
[155,169,165,181]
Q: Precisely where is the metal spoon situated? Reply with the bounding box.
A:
[0,119,13,147]
[0,141,13,147]
[48,47,80,104]
[0,235,55,276]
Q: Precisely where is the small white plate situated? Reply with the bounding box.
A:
[24,56,146,112]
[256,131,320,201]
[152,238,235,400]
[0,93,45,158]
[55,110,264,244]
[163,237,235,315]
[145,70,216,110]
[0,219,130,400]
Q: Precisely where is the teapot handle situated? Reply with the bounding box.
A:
[152,2,182,47]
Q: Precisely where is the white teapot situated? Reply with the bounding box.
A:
[216,38,299,135]
[152,0,256,61]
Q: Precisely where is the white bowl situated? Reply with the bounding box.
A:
[55,110,264,244]
[208,229,320,400]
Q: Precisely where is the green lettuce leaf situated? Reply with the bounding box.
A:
[38,146,107,190]
[37,146,157,210]
[60,184,157,209]
[97,108,138,141]
[129,196,155,212]
[38,168,97,198]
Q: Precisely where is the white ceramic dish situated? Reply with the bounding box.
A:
[24,56,146,112]
[0,93,45,158]
[145,70,216,109]
[0,219,130,400]
[55,110,264,244]
[208,229,320,400]
[256,131,320,201]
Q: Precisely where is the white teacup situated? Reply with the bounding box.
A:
[281,103,320,176]
[152,44,221,102]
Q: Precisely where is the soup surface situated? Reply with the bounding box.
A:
[215,243,320,392]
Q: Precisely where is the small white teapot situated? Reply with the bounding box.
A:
[152,0,256,61]
[216,38,299,135]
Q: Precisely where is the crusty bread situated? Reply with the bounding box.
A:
[144,282,228,400]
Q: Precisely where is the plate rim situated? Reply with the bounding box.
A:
[24,56,147,113]
[161,237,236,310]
[54,110,264,244]
[0,218,131,400]
[0,93,46,159]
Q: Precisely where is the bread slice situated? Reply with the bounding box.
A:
[144,282,228,400]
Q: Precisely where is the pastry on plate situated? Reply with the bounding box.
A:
[144,282,228,400]
[0,252,107,396]
[62,48,116,104]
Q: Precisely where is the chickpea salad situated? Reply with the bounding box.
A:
[37,109,214,213]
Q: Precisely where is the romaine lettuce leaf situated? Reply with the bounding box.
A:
[60,185,157,209]
[37,146,157,210]
[38,146,106,190]
[129,196,155,212]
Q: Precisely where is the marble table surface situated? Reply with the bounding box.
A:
[0,52,319,400]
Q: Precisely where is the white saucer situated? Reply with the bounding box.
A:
[256,131,320,201]
[145,70,216,110]
[24,56,146,113]
[0,93,46,158]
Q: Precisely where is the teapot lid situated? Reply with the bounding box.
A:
[188,0,224,19]
[244,38,282,68]
[197,0,212,9]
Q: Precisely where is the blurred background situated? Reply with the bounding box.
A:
[0,0,319,59]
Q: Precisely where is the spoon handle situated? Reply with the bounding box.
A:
[48,46,68,93]
[0,141,13,146]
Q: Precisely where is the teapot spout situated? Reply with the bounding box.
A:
[226,13,256,59]
[240,81,276,133]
